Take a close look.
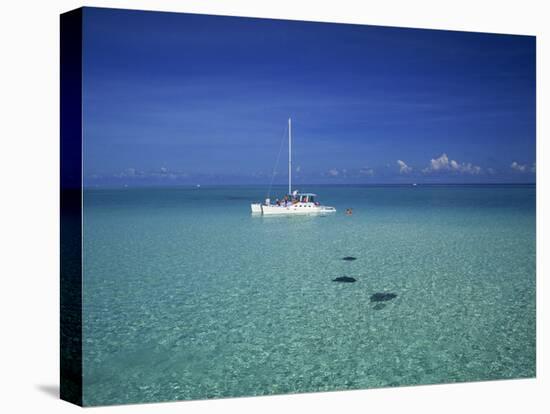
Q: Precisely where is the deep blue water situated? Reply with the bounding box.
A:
[82,184,535,405]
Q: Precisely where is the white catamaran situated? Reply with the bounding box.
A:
[250,118,336,215]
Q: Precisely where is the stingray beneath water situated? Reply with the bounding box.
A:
[370,292,398,302]
[332,276,357,283]
[341,256,357,261]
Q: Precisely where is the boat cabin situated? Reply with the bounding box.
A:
[296,193,317,203]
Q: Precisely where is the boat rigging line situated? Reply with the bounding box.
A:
[266,122,288,200]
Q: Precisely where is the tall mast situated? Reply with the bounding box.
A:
[288,118,292,195]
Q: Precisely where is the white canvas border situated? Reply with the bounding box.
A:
[0,0,546,412]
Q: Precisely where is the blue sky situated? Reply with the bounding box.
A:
[82,7,536,186]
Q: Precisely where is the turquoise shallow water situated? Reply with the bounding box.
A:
[82,185,536,406]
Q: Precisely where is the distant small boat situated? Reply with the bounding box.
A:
[412,183,418,187]
[250,118,336,215]
[196,184,201,188]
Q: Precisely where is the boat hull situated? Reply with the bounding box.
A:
[250,203,336,215]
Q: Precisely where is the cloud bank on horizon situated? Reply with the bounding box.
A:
[82,8,535,187]
[86,152,535,187]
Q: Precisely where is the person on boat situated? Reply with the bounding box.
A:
[276,198,280,206]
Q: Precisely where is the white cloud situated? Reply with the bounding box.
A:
[397,160,412,174]
[110,167,193,181]
[423,153,482,175]
[459,163,482,175]
[359,167,374,176]
[426,153,450,171]
[327,168,339,177]
[511,161,527,172]
[295,165,301,173]
[114,167,139,178]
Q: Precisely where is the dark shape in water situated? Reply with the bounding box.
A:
[225,196,250,200]
[332,276,357,283]
[370,292,398,302]
[342,256,357,261]
[373,303,387,310]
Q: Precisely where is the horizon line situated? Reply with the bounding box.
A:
[79,182,537,190]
